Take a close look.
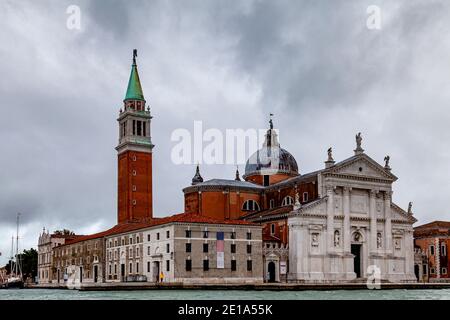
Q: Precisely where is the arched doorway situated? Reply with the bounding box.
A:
[268,262,276,283]
[351,231,364,278]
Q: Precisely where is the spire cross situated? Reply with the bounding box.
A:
[269,113,274,130]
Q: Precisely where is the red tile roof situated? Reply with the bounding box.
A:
[242,205,293,221]
[414,221,450,230]
[63,213,257,246]
[414,220,450,238]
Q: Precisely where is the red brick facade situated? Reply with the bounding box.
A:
[414,221,450,279]
[117,150,153,224]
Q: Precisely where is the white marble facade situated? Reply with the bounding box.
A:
[288,143,417,283]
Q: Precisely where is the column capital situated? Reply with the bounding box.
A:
[384,190,393,201]
[369,189,378,197]
[343,186,352,195]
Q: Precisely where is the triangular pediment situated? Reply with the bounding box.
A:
[391,203,417,223]
[292,198,327,216]
[324,154,397,182]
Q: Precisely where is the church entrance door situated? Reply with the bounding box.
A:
[268,262,276,282]
[351,244,362,278]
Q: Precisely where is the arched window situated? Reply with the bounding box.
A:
[242,200,260,211]
[281,196,294,206]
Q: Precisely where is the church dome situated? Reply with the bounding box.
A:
[243,124,298,179]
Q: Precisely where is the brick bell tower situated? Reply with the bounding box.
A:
[116,49,154,224]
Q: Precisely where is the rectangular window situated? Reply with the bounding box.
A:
[186,260,192,271]
[231,244,236,254]
[166,230,170,239]
[442,244,447,257]
[203,231,209,238]
[143,121,147,137]
[186,243,191,253]
[247,232,252,240]
[203,260,209,271]
[430,245,435,256]
[263,175,269,186]
[166,243,170,253]
[166,260,170,272]
[230,232,236,239]
[114,264,117,274]
[303,192,309,202]
[132,120,136,135]
[129,263,133,274]
[157,233,160,240]
[203,243,209,253]
[147,246,151,255]
[147,261,150,273]
[430,268,435,274]
[247,260,252,271]
[186,230,191,238]
[137,120,142,136]
[269,199,275,209]
[247,244,252,254]
[136,262,139,273]
[442,268,448,275]
[231,260,237,271]
[271,224,275,235]
[147,234,150,242]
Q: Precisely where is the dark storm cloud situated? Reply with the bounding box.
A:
[1,0,450,264]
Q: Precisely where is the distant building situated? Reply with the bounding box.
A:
[52,234,105,285]
[105,213,262,284]
[414,221,450,282]
[0,267,6,283]
[37,230,79,284]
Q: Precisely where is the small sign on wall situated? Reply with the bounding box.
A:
[280,261,287,274]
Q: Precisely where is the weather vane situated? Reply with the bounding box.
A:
[133,49,138,65]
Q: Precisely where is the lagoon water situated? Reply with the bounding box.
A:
[1,288,450,300]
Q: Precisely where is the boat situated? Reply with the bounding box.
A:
[3,213,24,289]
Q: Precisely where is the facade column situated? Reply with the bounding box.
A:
[369,190,377,253]
[435,238,441,279]
[326,186,334,252]
[384,191,393,253]
[343,187,351,253]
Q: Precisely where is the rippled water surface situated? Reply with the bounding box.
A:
[1,288,450,300]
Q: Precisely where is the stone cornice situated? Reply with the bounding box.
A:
[183,185,263,194]
[322,172,393,184]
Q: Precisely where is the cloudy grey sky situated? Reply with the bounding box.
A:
[1,0,450,265]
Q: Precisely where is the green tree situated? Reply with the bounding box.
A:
[4,248,38,280]
[54,229,75,236]
[18,248,38,280]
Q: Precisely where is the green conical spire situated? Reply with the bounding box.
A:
[124,49,145,101]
